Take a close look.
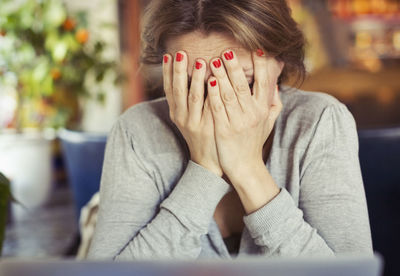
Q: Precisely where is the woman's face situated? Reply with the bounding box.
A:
[165,31,254,86]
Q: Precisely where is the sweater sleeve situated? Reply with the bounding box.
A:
[242,103,373,257]
[87,119,232,260]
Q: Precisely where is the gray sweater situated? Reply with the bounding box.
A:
[87,87,373,260]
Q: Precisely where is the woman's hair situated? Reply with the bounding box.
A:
[139,0,306,93]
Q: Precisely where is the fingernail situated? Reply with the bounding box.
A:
[224,51,234,60]
[256,49,264,56]
[212,59,221,68]
[163,55,169,63]
[210,80,217,87]
[195,61,202,69]
[176,52,184,62]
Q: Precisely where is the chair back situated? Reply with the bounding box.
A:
[58,129,107,221]
[358,127,400,276]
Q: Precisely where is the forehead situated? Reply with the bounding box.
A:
[165,31,248,60]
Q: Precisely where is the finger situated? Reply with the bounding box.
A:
[220,49,253,113]
[172,50,189,119]
[188,59,206,125]
[252,49,270,105]
[252,49,283,106]
[210,57,242,122]
[202,96,213,127]
[207,77,229,129]
[162,53,175,119]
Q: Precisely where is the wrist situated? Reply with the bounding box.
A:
[191,159,223,177]
[226,159,265,185]
[230,164,280,215]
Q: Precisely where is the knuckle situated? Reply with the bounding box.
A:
[249,119,258,129]
[213,103,224,113]
[173,86,184,96]
[213,69,226,79]
[234,83,249,95]
[186,123,198,133]
[255,80,266,91]
[191,74,203,84]
[174,64,186,74]
[163,86,171,96]
[248,113,259,128]
[189,92,200,103]
[222,92,235,103]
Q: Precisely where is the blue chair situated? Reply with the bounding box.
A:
[58,129,107,221]
[358,127,400,276]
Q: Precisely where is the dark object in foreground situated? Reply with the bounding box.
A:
[358,126,400,276]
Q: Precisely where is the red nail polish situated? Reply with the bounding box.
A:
[163,55,168,63]
[256,49,264,56]
[210,80,217,87]
[224,51,233,60]
[176,52,184,62]
[212,59,221,68]
[195,61,202,69]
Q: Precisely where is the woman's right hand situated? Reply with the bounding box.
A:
[163,51,223,177]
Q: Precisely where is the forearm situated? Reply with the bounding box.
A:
[239,186,336,257]
[89,160,232,260]
[229,163,334,257]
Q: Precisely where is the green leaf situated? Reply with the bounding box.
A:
[42,75,54,96]
[43,0,66,28]
[52,41,68,61]
[62,33,80,53]
[32,59,49,82]
[45,31,59,51]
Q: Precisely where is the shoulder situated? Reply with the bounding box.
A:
[275,86,355,149]
[113,97,186,155]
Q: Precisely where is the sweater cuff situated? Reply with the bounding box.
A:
[161,160,233,230]
[243,188,300,240]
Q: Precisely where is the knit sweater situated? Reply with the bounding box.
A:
[87,87,373,260]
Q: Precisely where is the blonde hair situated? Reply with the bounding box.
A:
[140,0,306,93]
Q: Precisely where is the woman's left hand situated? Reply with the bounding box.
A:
[208,49,284,184]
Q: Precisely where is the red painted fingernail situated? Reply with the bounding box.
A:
[195,61,202,69]
[212,59,221,68]
[163,55,168,63]
[176,52,184,62]
[224,51,234,60]
[256,49,264,56]
[210,80,217,87]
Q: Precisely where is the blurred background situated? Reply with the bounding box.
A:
[0,0,399,275]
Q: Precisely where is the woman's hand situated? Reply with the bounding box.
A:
[163,51,223,177]
[207,49,284,183]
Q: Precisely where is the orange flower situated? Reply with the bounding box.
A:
[0,30,6,36]
[63,17,76,31]
[51,68,61,80]
[75,29,89,44]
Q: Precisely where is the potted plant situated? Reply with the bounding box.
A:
[0,0,122,217]
[0,172,12,256]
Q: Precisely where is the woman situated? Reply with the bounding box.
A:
[88,0,373,260]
